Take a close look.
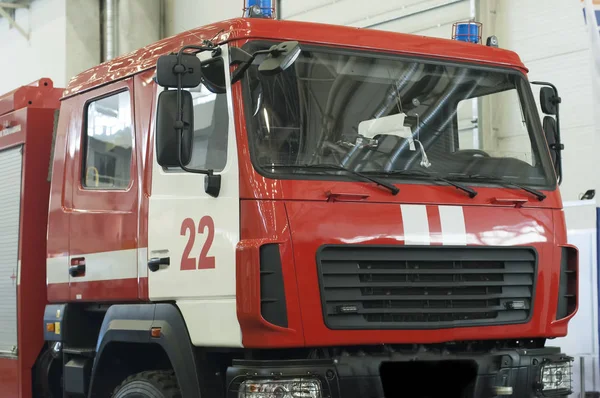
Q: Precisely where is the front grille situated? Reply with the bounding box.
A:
[317,246,537,329]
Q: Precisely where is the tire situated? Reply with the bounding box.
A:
[33,346,63,398]
[112,371,182,398]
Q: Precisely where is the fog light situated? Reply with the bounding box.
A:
[238,378,322,398]
[540,360,572,395]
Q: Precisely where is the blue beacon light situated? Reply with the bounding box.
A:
[246,0,273,18]
[452,21,482,44]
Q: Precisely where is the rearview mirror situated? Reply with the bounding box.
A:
[258,41,301,76]
[543,116,560,174]
[156,90,194,167]
[540,86,558,115]
[156,53,203,88]
[532,81,563,184]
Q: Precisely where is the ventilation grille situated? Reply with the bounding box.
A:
[260,244,288,328]
[317,246,537,330]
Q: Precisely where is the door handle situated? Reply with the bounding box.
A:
[148,257,170,272]
[69,257,86,277]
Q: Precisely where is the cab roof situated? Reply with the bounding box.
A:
[63,17,527,98]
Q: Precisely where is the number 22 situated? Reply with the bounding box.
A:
[180,216,215,270]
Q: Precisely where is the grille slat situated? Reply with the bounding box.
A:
[326,306,525,315]
[317,246,537,330]
[321,279,533,288]
[325,293,529,301]
[322,265,534,275]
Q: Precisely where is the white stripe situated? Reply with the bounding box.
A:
[47,256,68,284]
[439,205,467,246]
[401,204,430,245]
[17,260,20,286]
[47,249,141,285]
[138,247,148,278]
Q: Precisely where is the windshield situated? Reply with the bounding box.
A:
[241,43,555,188]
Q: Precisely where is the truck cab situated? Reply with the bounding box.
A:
[26,16,576,398]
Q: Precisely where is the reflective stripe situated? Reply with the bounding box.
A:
[401,204,430,245]
[439,205,467,246]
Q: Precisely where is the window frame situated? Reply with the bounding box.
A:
[81,88,135,191]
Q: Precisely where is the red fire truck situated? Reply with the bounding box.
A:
[0,11,577,398]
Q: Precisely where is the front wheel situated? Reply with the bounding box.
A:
[112,371,181,398]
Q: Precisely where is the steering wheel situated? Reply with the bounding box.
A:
[453,149,490,158]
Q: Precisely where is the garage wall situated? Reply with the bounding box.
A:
[283,0,469,34]
[165,0,242,36]
[165,0,471,38]
[0,0,67,94]
[479,0,597,201]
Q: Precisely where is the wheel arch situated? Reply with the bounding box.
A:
[88,303,201,398]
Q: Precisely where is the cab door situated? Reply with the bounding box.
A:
[68,78,140,302]
[147,45,242,347]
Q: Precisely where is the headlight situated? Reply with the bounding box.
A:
[238,378,322,398]
[540,360,573,395]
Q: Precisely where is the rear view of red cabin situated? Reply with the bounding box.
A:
[0,79,62,398]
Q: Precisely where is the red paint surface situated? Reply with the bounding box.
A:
[237,200,304,347]
[64,18,527,99]
[0,80,63,398]
[0,78,61,117]
[0,358,18,398]
[237,198,573,348]
[288,203,569,346]
[134,70,156,300]
[47,78,143,302]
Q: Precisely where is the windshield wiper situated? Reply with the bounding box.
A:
[364,169,477,198]
[266,163,400,195]
[448,173,546,201]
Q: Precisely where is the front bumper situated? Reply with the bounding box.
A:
[226,346,572,397]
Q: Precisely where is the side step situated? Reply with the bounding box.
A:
[63,346,96,395]
[62,347,96,358]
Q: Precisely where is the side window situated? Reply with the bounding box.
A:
[455,98,478,150]
[83,91,133,189]
[456,90,535,166]
[186,60,229,172]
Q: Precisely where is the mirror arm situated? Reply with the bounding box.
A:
[231,48,273,84]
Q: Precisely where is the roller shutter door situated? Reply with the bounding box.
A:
[0,146,22,356]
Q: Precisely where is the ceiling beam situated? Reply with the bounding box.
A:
[0,5,29,40]
[0,2,28,8]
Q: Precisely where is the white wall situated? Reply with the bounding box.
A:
[165,0,241,36]
[0,0,67,94]
[65,0,100,86]
[480,0,597,201]
[165,0,470,38]
[0,0,160,96]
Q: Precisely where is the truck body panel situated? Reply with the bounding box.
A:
[0,79,61,398]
